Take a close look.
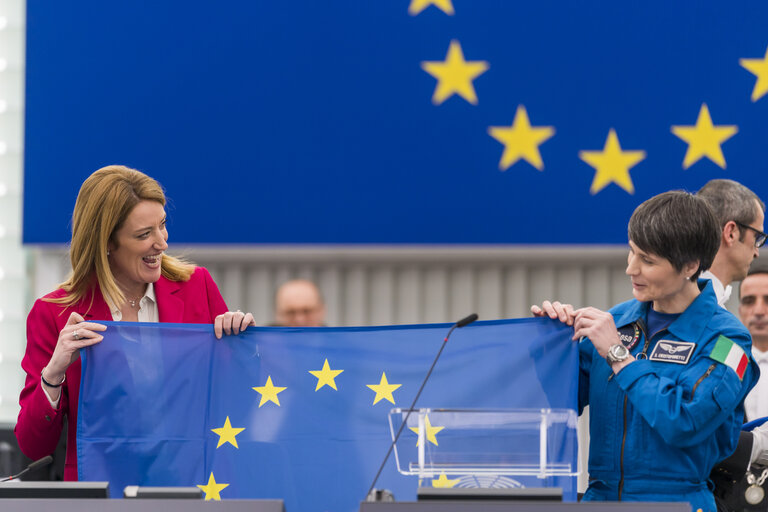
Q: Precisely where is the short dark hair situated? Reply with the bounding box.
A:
[696,179,764,230]
[746,264,768,279]
[628,190,720,279]
[740,265,768,300]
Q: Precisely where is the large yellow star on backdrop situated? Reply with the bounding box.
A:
[671,103,737,169]
[366,372,402,405]
[309,358,344,391]
[252,376,287,407]
[579,129,645,195]
[211,416,245,449]
[421,40,489,105]
[432,473,460,488]
[740,46,768,102]
[409,414,445,446]
[197,472,229,501]
[488,105,555,171]
[408,0,454,15]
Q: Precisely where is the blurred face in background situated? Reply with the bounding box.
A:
[739,272,768,351]
[275,280,326,327]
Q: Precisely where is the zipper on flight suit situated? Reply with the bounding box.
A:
[616,318,662,501]
[691,363,716,398]
[619,394,628,500]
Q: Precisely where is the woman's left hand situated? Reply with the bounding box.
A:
[573,307,620,357]
[214,311,256,339]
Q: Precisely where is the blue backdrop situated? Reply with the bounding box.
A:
[77,319,578,511]
[24,1,768,244]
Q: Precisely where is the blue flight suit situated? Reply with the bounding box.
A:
[580,280,758,512]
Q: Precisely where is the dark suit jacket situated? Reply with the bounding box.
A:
[14,267,228,481]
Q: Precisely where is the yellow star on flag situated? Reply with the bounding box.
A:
[252,376,287,407]
[408,0,454,15]
[409,414,445,446]
[309,358,344,391]
[432,473,460,488]
[671,103,737,169]
[579,128,645,195]
[740,46,768,102]
[197,472,229,501]
[421,40,489,105]
[488,105,555,171]
[366,372,402,405]
[211,416,245,449]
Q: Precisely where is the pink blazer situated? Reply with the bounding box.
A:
[15,267,228,481]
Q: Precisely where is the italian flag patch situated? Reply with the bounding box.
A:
[709,335,748,380]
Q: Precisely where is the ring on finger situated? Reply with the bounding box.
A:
[73,330,80,341]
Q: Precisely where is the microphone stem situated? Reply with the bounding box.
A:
[365,324,458,499]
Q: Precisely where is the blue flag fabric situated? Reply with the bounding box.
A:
[78,319,578,510]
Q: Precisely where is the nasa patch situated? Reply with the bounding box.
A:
[649,340,696,364]
[616,323,640,351]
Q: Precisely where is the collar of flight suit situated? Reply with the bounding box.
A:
[612,279,718,345]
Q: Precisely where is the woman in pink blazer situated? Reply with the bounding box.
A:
[15,165,255,481]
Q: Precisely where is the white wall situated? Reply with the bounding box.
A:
[0,0,26,427]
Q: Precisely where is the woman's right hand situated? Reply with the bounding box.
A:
[531,300,576,326]
[44,312,106,383]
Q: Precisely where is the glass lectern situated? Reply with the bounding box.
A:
[389,408,579,492]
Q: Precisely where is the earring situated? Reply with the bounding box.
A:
[107,250,110,256]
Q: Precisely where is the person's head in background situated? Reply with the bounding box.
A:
[739,267,768,353]
[696,179,765,287]
[274,279,326,327]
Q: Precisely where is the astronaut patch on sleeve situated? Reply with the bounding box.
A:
[649,340,696,364]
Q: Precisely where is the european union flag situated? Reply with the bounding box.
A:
[77,319,578,511]
[23,2,768,244]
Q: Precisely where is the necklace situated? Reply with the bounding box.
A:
[126,297,140,308]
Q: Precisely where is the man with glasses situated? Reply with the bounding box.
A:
[697,179,766,307]
[699,180,768,510]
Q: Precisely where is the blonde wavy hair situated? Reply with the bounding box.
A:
[47,165,195,309]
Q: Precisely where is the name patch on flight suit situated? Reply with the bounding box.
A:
[616,323,640,351]
[649,340,696,364]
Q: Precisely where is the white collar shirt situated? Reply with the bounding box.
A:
[700,270,732,307]
[745,348,768,423]
[110,282,159,322]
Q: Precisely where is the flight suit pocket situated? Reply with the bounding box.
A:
[689,366,738,430]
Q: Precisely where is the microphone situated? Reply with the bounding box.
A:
[365,313,479,501]
[455,313,478,328]
[0,455,53,482]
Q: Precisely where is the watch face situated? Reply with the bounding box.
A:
[608,344,629,362]
[612,344,629,357]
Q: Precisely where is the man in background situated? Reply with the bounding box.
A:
[273,279,327,327]
[712,269,768,510]
[697,179,766,306]
[740,267,768,422]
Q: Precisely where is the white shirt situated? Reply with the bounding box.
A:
[109,283,158,322]
[700,270,732,307]
[745,348,768,422]
[700,271,767,466]
[43,284,159,408]
[749,349,768,466]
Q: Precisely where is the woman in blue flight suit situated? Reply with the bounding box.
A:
[533,191,759,512]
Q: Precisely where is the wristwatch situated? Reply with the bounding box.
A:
[606,343,630,364]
